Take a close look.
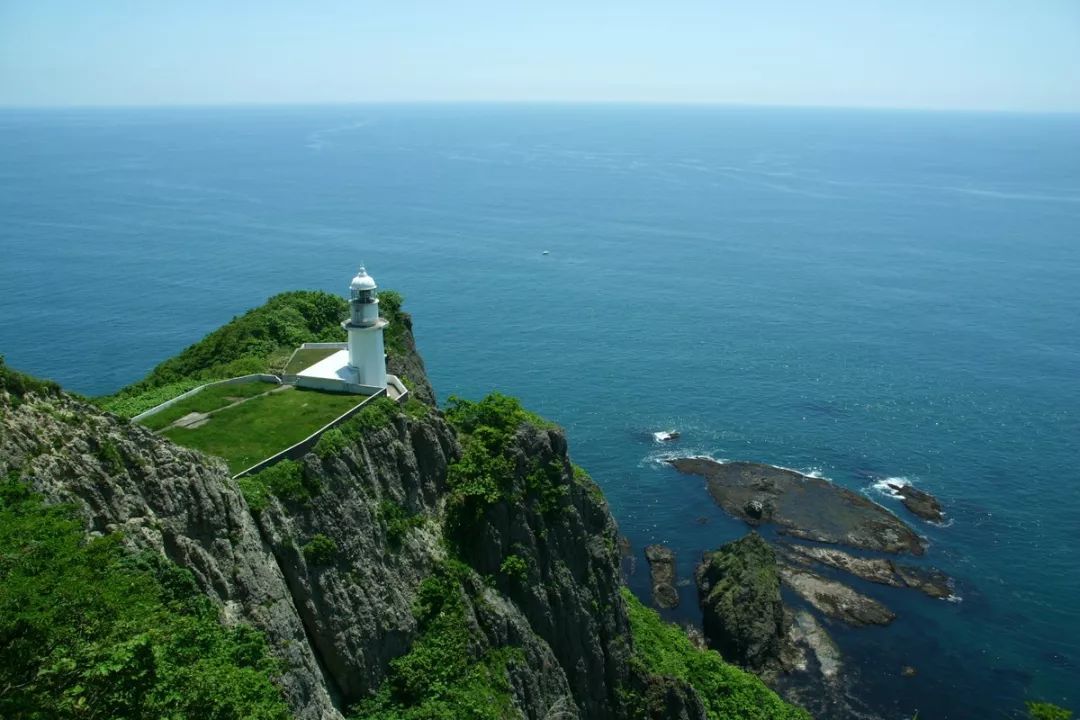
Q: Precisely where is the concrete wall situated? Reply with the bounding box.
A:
[299,342,347,349]
[232,388,388,479]
[131,374,281,423]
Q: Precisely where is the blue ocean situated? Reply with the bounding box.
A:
[1,104,1078,719]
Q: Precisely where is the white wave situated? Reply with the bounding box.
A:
[869,475,912,499]
[945,593,963,604]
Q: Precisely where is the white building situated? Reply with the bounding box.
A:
[292,267,406,399]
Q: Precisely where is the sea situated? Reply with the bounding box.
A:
[1,104,1078,719]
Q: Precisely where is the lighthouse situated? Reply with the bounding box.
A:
[344,266,388,389]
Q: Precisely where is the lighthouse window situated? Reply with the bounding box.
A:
[359,290,373,302]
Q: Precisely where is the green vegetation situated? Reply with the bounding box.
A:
[302,534,339,566]
[162,387,363,473]
[137,380,275,431]
[97,289,412,415]
[351,561,520,720]
[312,396,400,459]
[0,356,62,406]
[443,393,562,536]
[93,438,126,475]
[283,347,340,375]
[378,500,423,546]
[1028,702,1073,720]
[499,554,529,584]
[98,378,212,419]
[378,289,408,357]
[237,459,321,513]
[0,478,288,719]
[621,588,810,720]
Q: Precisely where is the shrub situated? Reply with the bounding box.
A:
[302,534,338,566]
[0,479,288,719]
[1028,702,1073,720]
[499,554,528,584]
[313,427,349,458]
[237,460,320,512]
[621,588,810,720]
[443,394,568,539]
[351,562,519,719]
[378,500,422,546]
[94,439,125,475]
[0,356,62,406]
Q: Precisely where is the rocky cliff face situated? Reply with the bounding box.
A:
[0,317,697,720]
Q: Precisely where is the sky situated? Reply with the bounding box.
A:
[1,0,1079,112]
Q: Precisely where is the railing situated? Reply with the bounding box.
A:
[230,388,387,479]
[131,374,281,423]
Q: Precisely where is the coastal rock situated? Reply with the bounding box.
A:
[887,482,945,522]
[619,535,637,579]
[781,543,952,599]
[669,458,925,555]
[778,565,896,626]
[644,544,680,609]
[789,611,841,681]
[695,533,790,672]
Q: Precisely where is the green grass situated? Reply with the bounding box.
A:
[137,382,277,431]
[621,588,810,720]
[283,347,341,375]
[162,387,366,473]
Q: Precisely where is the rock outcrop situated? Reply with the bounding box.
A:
[781,543,952,599]
[778,565,896,626]
[644,544,680,609]
[887,482,945,523]
[695,533,789,672]
[670,458,925,555]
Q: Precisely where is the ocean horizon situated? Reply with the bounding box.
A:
[2,103,1077,719]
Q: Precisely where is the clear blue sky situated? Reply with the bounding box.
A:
[2,0,1078,111]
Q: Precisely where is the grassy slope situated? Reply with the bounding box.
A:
[162,387,365,473]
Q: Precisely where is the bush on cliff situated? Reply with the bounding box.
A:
[443,393,562,534]
[0,478,288,719]
[621,588,810,720]
[351,562,520,719]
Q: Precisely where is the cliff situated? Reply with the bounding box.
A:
[0,293,806,720]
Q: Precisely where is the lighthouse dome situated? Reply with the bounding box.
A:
[350,267,377,292]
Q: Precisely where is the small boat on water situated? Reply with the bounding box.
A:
[542,250,550,255]
[653,430,680,442]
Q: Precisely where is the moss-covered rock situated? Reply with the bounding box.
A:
[695,533,787,673]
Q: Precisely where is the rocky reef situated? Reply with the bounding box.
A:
[780,543,952,599]
[887,482,945,522]
[669,458,926,555]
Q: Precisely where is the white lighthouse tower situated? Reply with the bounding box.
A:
[344,266,388,389]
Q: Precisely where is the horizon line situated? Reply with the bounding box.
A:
[2,98,1079,116]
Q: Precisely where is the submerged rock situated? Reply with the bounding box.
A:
[887,482,945,522]
[644,544,680,609]
[669,458,925,555]
[695,533,790,672]
[789,611,841,681]
[778,565,896,626]
[781,543,952,599]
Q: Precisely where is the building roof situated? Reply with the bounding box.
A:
[350,266,377,292]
